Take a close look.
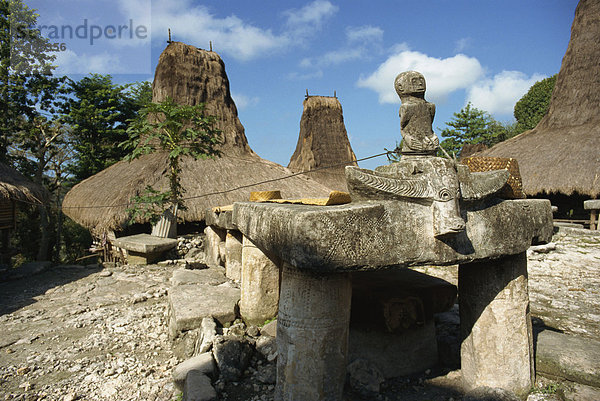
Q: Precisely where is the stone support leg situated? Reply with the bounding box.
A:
[204,225,226,267]
[459,252,534,396]
[225,230,243,282]
[275,264,352,401]
[240,236,280,325]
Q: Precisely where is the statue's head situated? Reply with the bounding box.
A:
[395,71,426,97]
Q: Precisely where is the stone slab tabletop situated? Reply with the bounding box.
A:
[205,208,236,230]
[112,233,178,254]
[584,199,600,210]
[233,199,553,272]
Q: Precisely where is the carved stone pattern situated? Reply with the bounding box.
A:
[351,168,430,199]
[319,207,389,265]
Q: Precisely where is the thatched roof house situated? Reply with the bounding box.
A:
[0,162,48,205]
[62,42,330,232]
[0,162,48,230]
[476,0,600,198]
[288,95,357,191]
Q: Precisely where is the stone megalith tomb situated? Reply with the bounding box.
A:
[233,70,553,400]
[288,95,357,192]
[477,0,600,200]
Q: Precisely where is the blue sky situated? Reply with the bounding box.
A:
[28,0,577,169]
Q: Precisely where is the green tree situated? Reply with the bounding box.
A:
[62,74,144,181]
[439,102,513,157]
[121,97,221,224]
[1,0,57,162]
[514,74,557,133]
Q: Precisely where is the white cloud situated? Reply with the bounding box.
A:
[454,37,471,53]
[357,47,484,103]
[53,49,125,74]
[231,92,259,110]
[467,71,546,115]
[151,0,337,61]
[283,0,338,34]
[300,25,383,70]
[346,25,383,44]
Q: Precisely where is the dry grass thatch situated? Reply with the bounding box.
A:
[62,42,331,231]
[0,162,48,204]
[288,96,357,191]
[477,0,600,197]
[62,152,331,232]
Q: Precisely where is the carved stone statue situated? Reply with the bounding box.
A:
[346,71,510,238]
[395,71,439,155]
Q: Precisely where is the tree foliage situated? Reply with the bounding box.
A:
[61,74,150,181]
[514,74,557,133]
[121,97,221,224]
[439,102,517,157]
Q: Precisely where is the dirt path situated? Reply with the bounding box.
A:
[0,263,177,401]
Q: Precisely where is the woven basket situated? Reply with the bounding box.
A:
[463,157,524,199]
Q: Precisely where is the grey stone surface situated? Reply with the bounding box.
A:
[225,231,242,282]
[233,198,553,271]
[346,358,385,396]
[239,236,280,325]
[536,329,600,387]
[204,226,226,267]
[112,233,177,254]
[459,253,534,396]
[204,209,236,230]
[260,319,277,338]
[170,267,227,287]
[195,317,217,354]
[275,265,351,401]
[562,382,600,401]
[173,353,216,391]
[183,370,217,401]
[212,335,253,382]
[348,158,509,237]
[463,386,520,401]
[394,71,439,155]
[349,321,438,379]
[583,199,600,209]
[168,284,240,338]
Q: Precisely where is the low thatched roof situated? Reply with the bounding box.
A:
[476,0,600,197]
[62,42,330,232]
[288,95,357,191]
[0,162,48,205]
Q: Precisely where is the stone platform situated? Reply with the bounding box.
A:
[112,233,177,264]
[233,198,553,400]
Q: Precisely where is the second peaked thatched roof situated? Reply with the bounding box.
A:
[476,0,600,197]
[62,42,330,232]
[0,162,48,205]
[288,95,357,191]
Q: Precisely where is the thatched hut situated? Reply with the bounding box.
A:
[62,42,330,233]
[288,95,357,191]
[0,162,49,262]
[475,0,600,215]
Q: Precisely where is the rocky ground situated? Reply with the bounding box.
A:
[0,263,176,400]
[1,227,598,401]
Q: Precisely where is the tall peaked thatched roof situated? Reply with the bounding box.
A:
[288,95,357,191]
[476,0,600,197]
[62,42,330,232]
[0,162,48,205]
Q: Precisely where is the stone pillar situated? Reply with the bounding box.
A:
[204,226,226,267]
[276,264,352,401]
[459,252,534,396]
[225,230,243,282]
[240,236,280,325]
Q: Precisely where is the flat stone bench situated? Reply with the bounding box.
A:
[112,233,177,264]
[584,199,600,230]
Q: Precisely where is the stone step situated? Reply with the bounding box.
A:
[536,329,600,388]
[168,267,240,340]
